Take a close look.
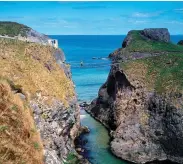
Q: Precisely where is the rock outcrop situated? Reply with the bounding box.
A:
[141,28,170,42]
[177,40,183,46]
[87,29,183,164]
[122,28,170,48]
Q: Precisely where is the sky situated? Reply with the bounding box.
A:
[0,1,183,35]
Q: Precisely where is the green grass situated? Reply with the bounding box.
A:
[144,53,183,93]
[11,105,18,111]
[0,125,8,132]
[64,152,79,164]
[33,142,40,150]
[121,53,183,94]
[0,21,30,37]
[126,30,183,52]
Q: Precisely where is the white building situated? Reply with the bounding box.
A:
[48,39,58,48]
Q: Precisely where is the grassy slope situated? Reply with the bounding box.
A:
[0,38,75,163]
[0,22,30,37]
[126,30,183,52]
[0,38,74,106]
[121,31,183,94]
[0,80,43,164]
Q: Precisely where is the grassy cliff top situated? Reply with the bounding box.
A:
[0,38,74,106]
[121,53,183,94]
[119,29,183,95]
[125,30,183,52]
[0,21,30,37]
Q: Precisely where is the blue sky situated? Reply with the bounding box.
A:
[0,1,183,35]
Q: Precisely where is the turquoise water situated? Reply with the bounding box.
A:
[50,35,183,164]
[50,35,125,101]
[80,109,125,164]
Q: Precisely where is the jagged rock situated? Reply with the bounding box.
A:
[26,28,49,44]
[141,28,170,42]
[89,67,183,163]
[76,148,84,152]
[177,40,183,46]
[80,126,90,134]
[30,95,82,164]
[122,31,133,48]
[44,150,61,164]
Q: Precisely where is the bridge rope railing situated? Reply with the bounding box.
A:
[67,62,120,68]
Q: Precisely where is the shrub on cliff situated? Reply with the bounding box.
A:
[0,21,30,37]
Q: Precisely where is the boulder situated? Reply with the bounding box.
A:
[177,40,183,46]
[141,28,170,42]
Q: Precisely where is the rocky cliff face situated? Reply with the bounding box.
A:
[0,24,86,164]
[87,28,183,164]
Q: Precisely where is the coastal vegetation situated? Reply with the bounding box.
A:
[0,21,30,37]
[0,79,43,164]
[64,152,80,164]
[121,30,183,94]
[122,52,183,94]
[0,38,74,106]
[0,23,77,164]
[126,30,183,52]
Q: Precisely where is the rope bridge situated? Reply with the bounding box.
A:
[67,62,120,68]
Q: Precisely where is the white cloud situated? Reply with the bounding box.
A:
[128,19,149,24]
[174,8,183,11]
[132,11,162,18]
[174,8,183,13]
[133,12,149,18]
[166,21,183,25]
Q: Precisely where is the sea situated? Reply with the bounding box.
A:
[50,35,183,164]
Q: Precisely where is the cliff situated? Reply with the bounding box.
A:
[88,28,183,164]
[0,24,86,164]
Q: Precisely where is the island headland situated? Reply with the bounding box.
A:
[87,28,183,164]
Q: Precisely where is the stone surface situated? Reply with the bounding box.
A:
[88,29,183,164]
[28,48,87,164]
[122,31,133,48]
[88,65,183,163]
[30,94,81,164]
[25,28,49,44]
[141,28,170,42]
